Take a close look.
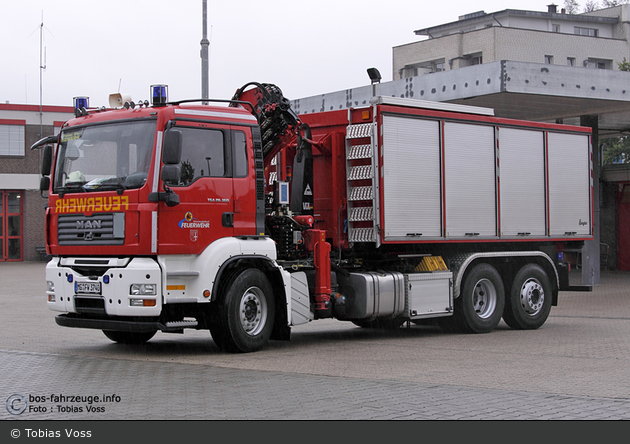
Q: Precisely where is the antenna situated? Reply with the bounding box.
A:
[39,11,46,138]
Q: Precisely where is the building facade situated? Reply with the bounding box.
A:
[0,104,74,261]
[394,5,630,79]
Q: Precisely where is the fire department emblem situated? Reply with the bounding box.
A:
[190,230,199,242]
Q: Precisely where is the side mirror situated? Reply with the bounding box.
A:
[163,130,182,165]
[39,176,50,199]
[161,164,180,184]
[160,164,181,207]
[164,192,180,207]
[41,144,53,176]
[40,176,50,192]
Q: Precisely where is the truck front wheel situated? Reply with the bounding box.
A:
[454,263,505,333]
[503,264,552,330]
[209,268,275,353]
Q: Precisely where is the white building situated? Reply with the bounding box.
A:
[394,4,630,79]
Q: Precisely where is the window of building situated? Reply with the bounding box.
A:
[574,27,599,37]
[584,58,612,69]
[545,55,554,65]
[567,57,576,66]
[0,124,25,156]
[415,58,446,75]
[469,53,483,65]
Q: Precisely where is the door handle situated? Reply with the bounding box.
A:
[222,212,234,228]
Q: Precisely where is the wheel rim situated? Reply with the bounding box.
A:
[520,278,544,315]
[472,278,498,319]
[239,286,268,336]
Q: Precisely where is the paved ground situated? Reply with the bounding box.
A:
[1,261,629,421]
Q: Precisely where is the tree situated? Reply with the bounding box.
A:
[601,0,626,7]
[584,0,600,11]
[564,0,581,13]
[601,137,630,164]
[565,0,629,12]
[619,57,630,71]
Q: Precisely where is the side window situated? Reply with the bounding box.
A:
[177,127,225,186]
[232,130,248,178]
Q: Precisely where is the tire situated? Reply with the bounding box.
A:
[209,268,275,353]
[102,330,156,344]
[503,264,552,330]
[453,263,505,333]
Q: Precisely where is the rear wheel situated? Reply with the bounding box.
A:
[453,263,505,333]
[503,264,552,330]
[102,330,156,344]
[209,268,275,353]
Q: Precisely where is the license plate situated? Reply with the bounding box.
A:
[75,282,101,295]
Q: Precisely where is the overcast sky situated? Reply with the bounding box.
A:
[3,0,554,107]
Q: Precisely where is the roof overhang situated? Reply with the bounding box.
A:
[292,61,630,138]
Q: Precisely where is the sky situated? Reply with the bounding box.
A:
[2,0,557,107]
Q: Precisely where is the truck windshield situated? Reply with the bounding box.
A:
[54,120,156,193]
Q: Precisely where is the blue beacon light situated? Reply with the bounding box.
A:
[73,97,89,116]
[151,85,168,106]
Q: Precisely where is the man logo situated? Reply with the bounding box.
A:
[76,220,102,229]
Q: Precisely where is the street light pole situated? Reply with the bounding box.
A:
[201,0,209,104]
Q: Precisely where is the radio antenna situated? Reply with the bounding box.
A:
[39,11,46,137]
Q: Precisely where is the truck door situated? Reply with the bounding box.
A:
[157,122,237,255]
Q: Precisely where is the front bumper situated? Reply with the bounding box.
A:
[46,256,163,317]
[55,313,160,332]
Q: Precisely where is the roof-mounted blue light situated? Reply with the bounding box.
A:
[151,85,168,107]
[73,96,90,116]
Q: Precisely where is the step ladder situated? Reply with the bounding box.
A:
[345,121,380,246]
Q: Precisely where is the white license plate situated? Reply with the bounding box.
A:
[75,282,101,295]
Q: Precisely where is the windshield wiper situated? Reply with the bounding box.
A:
[83,178,127,195]
[57,182,87,197]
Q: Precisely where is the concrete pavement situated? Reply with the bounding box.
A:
[1,261,629,420]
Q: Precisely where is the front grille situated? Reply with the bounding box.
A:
[58,213,125,246]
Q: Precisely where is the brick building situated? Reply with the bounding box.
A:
[0,104,74,261]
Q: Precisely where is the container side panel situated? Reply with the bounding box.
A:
[548,132,591,236]
[444,122,497,237]
[382,115,442,239]
[499,128,546,237]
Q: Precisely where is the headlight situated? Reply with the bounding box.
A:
[130,284,157,295]
[47,281,55,292]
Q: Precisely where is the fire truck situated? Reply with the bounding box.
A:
[32,82,593,352]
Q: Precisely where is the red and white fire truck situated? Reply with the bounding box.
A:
[32,82,593,352]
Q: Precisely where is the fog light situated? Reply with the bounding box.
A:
[130,283,157,295]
